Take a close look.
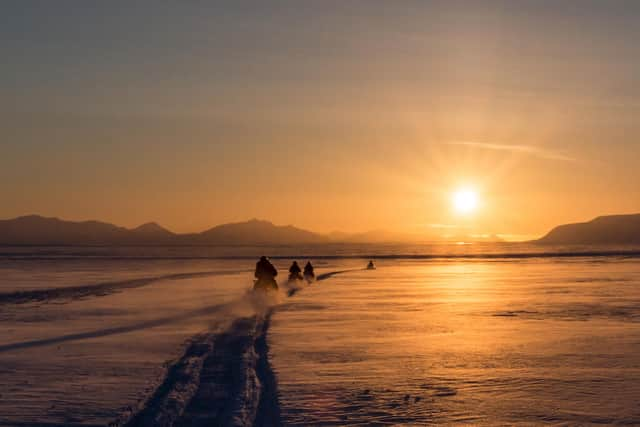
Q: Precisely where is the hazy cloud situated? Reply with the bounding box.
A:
[428,223,462,229]
[448,141,576,162]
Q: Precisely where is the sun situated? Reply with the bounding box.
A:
[452,188,478,215]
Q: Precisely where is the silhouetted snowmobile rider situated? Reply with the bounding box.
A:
[303,261,315,282]
[254,256,278,291]
[288,261,303,281]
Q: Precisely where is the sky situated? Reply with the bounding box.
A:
[2,1,639,240]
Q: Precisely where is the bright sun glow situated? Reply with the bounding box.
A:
[452,188,478,215]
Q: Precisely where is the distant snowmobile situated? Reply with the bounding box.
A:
[288,261,303,283]
[303,261,315,283]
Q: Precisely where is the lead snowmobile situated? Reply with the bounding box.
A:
[253,277,279,292]
[253,256,279,292]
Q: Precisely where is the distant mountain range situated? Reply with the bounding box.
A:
[0,216,327,246]
[1,213,639,246]
[0,215,437,246]
[537,214,640,245]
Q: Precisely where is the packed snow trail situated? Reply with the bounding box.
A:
[0,269,249,305]
[0,302,231,353]
[120,268,361,427]
[122,316,261,427]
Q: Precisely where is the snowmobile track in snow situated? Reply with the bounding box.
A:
[121,268,362,427]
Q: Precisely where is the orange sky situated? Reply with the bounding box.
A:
[2,2,639,240]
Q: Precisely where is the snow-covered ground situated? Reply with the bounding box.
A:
[0,259,252,426]
[2,256,640,425]
[270,258,640,425]
[0,258,247,293]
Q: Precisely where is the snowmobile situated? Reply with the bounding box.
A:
[253,277,279,292]
[303,270,315,283]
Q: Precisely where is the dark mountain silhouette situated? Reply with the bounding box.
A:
[9,213,638,246]
[0,215,326,246]
[131,222,173,236]
[191,219,326,245]
[537,214,640,245]
[0,215,130,245]
[129,222,176,245]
